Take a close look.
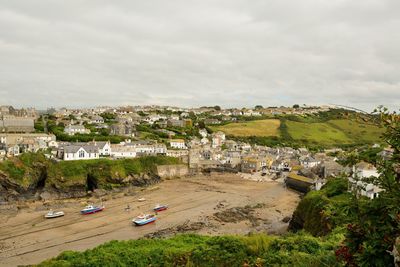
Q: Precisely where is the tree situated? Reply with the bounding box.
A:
[293,104,300,109]
[214,105,221,111]
[255,105,263,110]
[336,107,400,266]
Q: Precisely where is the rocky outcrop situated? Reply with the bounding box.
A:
[0,171,22,202]
[130,173,161,187]
[0,170,163,202]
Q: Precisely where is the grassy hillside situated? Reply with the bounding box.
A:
[36,233,342,267]
[286,120,352,146]
[211,114,383,148]
[47,156,181,189]
[211,119,280,137]
[327,119,384,143]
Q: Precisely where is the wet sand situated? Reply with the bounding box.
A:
[0,173,299,266]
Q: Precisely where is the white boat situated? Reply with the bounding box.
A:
[137,197,146,202]
[45,210,65,219]
[132,214,156,226]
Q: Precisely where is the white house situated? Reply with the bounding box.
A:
[110,142,167,158]
[199,129,208,138]
[169,139,186,149]
[201,137,209,145]
[212,131,225,148]
[350,162,382,199]
[127,141,167,155]
[91,115,104,124]
[110,144,137,158]
[64,125,90,135]
[92,141,111,156]
[63,145,99,161]
[300,156,321,168]
[166,149,189,158]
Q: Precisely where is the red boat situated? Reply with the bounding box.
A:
[153,204,168,212]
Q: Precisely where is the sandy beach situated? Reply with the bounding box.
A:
[0,173,299,267]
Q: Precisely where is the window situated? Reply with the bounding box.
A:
[79,150,85,158]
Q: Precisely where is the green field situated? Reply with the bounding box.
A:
[327,119,384,143]
[286,121,353,145]
[211,117,383,147]
[286,119,383,146]
[211,119,281,137]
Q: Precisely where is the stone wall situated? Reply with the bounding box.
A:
[156,164,189,179]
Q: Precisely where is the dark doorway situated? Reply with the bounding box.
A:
[36,168,47,189]
[86,174,98,191]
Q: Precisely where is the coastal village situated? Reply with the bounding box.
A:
[0,104,388,199]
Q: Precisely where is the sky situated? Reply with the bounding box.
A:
[0,0,399,111]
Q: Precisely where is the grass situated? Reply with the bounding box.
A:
[286,120,353,146]
[211,119,281,137]
[0,154,181,190]
[36,233,342,267]
[289,178,353,236]
[46,156,181,189]
[327,119,384,144]
[210,114,383,148]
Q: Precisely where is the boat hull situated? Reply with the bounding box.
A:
[133,217,157,226]
[153,207,168,212]
[45,212,64,219]
[80,207,104,215]
[153,206,168,212]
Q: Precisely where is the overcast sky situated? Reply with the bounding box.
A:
[0,0,399,111]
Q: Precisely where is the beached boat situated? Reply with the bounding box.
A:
[44,210,64,219]
[132,214,156,226]
[137,197,146,202]
[153,204,168,212]
[80,204,104,215]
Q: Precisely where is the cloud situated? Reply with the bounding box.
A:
[0,0,399,111]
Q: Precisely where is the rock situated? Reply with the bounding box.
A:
[39,191,55,201]
[93,189,107,198]
[282,216,291,223]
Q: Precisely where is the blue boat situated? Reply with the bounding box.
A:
[132,214,156,226]
[80,204,104,215]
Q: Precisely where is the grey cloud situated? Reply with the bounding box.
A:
[0,0,399,111]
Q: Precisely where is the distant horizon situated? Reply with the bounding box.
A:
[1,1,399,112]
[0,102,385,114]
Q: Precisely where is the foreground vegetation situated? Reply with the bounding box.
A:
[37,233,342,267]
[289,177,353,236]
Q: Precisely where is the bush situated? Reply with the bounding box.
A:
[37,234,341,267]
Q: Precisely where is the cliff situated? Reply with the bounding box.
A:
[288,177,352,236]
[0,153,182,202]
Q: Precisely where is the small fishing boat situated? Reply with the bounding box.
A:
[137,197,146,202]
[153,204,168,212]
[80,204,104,215]
[132,214,156,226]
[45,210,64,219]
